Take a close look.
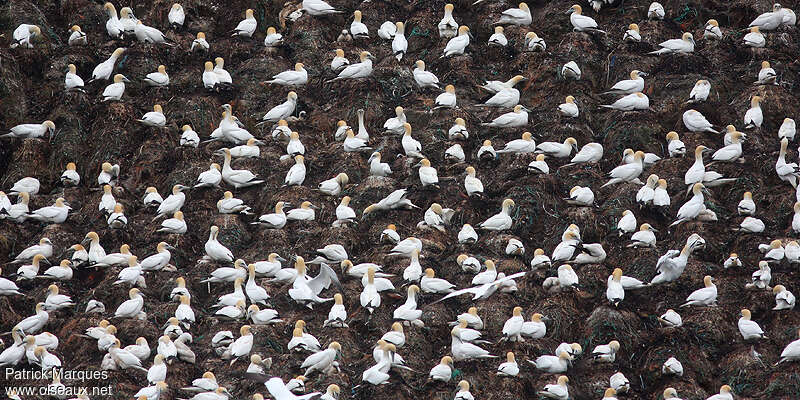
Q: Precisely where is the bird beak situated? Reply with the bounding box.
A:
[367,53,376,60]
[165,244,177,251]
[638,72,649,77]
[277,256,287,263]
[541,316,550,321]
[310,204,320,210]
[651,228,659,233]
[213,149,224,155]
[701,187,711,196]
[521,106,532,112]
[122,76,131,83]
[565,8,574,13]
[80,237,91,246]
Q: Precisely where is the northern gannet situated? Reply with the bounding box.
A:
[457,254,481,274]
[649,32,695,55]
[539,375,569,399]
[153,184,188,220]
[777,329,800,364]
[362,189,419,218]
[623,23,641,42]
[302,0,342,15]
[648,2,665,19]
[603,151,644,187]
[118,7,138,35]
[724,253,743,269]
[284,155,306,186]
[301,342,341,376]
[687,79,711,102]
[681,275,717,307]
[568,5,604,33]
[537,137,578,158]
[178,124,200,146]
[671,183,710,226]
[230,138,261,158]
[416,158,439,187]
[712,132,744,162]
[743,95,763,129]
[203,61,220,90]
[168,3,185,28]
[481,104,529,128]
[463,166,484,197]
[479,198,514,230]
[16,253,46,280]
[378,20,396,39]
[107,203,127,229]
[489,26,508,46]
[102,74,130,101]
[658,309,683,327]
[124,337,151,361]
[191,32,209,51]
[413,60,441,89]
[773,284,795,310]
[114,288,144,319]
[448,118,468,140]
[218,148,264,188]
[743,26,765,48]
[451,326,496,361]
[43,284,75,310]
[343,129,371,152]
[8,176,39,196]
[442,26,471,57]
[454,380,474,400]
[475,140,496,161]
[147,354,166,384]
[134,381,168,399]
[158,211,186,234]
[10,24,40,48]
[651,235,705,284]
[750,4,784,30]
[794,202,800,233]
[287,201,318,221]
[253,202,288,228]
[4,191,29,222]
[764,239,785,264]
[267,62,308,86]
[779,118,796,140]
[137,104,166,127]
[706,385,734,400]
[10,237,52,264]
[213,57,233,87]
[591,340,620,362]
[350,10,368,38]
[603,70,646,95]
[216,299,246,319]
[777,138,800,187]
[439,4,458,38]
[264,26,283,48]
[738,309,766,340]
[421,268,456,294]
[368,152,392,176]
[58,163,80,187]
[143,65,169,87]
[628,223,657,248]
[558,96,579,117]
[27,197,70,224]
[561,61,581,80]
[272,119,293,141]
[497,2,532,25]
[473,260,498,285]
[324,293,348,327]
[103,3,123,38]
[232,9,256,37]
[601,92,649,110]
[530,351,572,373]
[64,64,84,92]
[704,19,723,40]
[401,123,424,158]
[524,31,546,51]
[329,51,374,82]
[203,226,235,264]
[333,196,356,227]
[392,22,407,61]
[665,132,686,157]
[142,185,164,208]
[685,146,711,186]
[134,21,170,44]
[497,352,519,376]
[434,84,458,108]
[429,356,453,381]
[383,106,406,134]
[90,48,125,82]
